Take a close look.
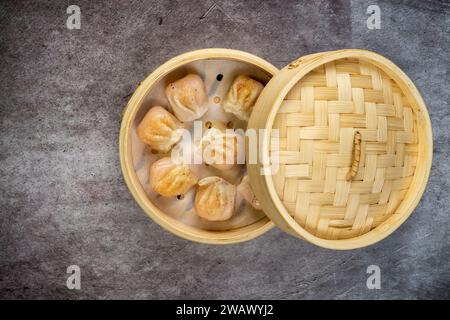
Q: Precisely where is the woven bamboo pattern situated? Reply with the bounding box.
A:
[271,58,419,240]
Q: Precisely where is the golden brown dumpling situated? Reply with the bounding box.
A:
[195,176,236,221]
[149,157,198,197]
[222,75,264,121]
[237,175,261,210]
[199,122,241,170]
[137,106,181,153]
[165,74,208,121]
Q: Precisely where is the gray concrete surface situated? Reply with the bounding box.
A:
[0,0,449,299]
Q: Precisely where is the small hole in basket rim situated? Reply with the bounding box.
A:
[216,74,223,81]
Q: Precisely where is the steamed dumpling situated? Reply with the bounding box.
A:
[222,75,264,121]
[166,74,208,121]
[137,106,182,153]
[237,175,261,210]
[199,122,241,170]
[149,157,198,197]
[195,176,236,221]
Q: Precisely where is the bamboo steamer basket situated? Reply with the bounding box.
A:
[247,49,432,250]
[120,49,277,244]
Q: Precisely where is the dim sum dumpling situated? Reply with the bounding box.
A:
[199,121,241,170]
[149,157,198,197]
[166,74,208,121]
[195,176,236,221]
[137,106,182,153]
[237,175,261,210]
[222,75,264,121]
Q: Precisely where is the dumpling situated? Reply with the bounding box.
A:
[199,121,241,170]
[237,175,261,210]
[165,74,208,121]
[195,176,236,221]
[222,75,264,121]
[149,157,198,197]
[137,106,181,153]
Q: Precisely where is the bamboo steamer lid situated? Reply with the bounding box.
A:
[247,49,432,249]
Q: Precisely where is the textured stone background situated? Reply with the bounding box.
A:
[0,0,449,299]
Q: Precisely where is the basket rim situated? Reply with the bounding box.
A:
[119,48,277,244]
[251,49,433,250]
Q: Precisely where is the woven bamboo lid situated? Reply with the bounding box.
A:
[247,49,432,249]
